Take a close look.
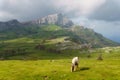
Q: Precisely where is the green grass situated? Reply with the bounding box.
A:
[41,24,62,31]
[0,57,120,80]
[0,37,120,80]
[0,48,120,80]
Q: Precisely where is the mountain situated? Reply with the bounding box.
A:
[24,13,74,27]
[70,26,119,47]
[0,19,23,31]
[0,13,119,48]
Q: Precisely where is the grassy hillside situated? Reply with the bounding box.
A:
[0,16,120,80]
[71,26,119,47]
[0,47,120,80]
[0,24,119,47]
[0,29,120,80]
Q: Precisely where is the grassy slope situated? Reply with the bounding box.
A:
[1,24,119,47]
[0,24,120,80]
[72,26,119,47]
[0,51,120,80]
[0,37,120,80]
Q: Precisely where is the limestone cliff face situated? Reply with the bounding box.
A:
[30,13,74,27]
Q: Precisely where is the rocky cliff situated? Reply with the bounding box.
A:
[28,13,74,27]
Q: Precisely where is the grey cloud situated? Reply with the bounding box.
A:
[0,0,107,22]
[93,21,120,42]
[0,0,59,21]
[0,0,120,42]
[89,0,120,21]
[73,17,120,42]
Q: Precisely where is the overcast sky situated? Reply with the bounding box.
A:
[0,0,120,42]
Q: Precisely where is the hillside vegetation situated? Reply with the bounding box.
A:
[0,24,119,48]
[0,45,120,80]
[0,34,120,80]
[0,14,119,47]
[0,14,120,80]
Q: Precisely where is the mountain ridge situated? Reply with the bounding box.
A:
[0,13,119,47]
[24,13,74,27]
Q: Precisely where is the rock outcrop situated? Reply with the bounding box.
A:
[29,13,74,27]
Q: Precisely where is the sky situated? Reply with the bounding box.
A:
[0,0,120,42]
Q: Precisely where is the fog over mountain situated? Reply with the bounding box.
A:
[0,0,120,42]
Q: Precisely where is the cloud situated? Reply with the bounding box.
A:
[91,20,120,42]
[0,0,106,21]
[53,0,106,17]
[0,0,120,22]
[0,0,120,42]
[71,16,120,42]
[0,0,58,21]
[89,0,120,21]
